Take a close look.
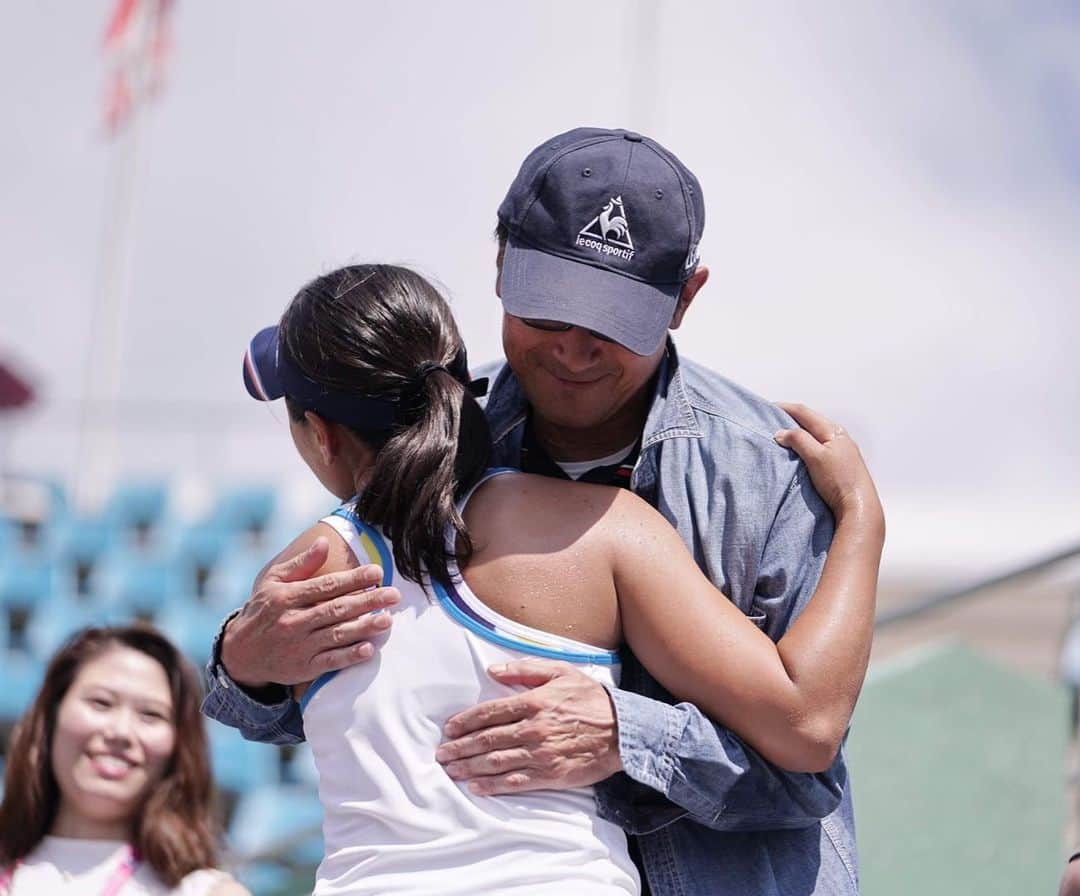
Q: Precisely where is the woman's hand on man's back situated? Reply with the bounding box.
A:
[774,402,884,533]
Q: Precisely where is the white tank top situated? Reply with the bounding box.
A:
[302,469,639,895]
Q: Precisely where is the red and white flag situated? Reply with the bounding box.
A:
[102,0,175,134]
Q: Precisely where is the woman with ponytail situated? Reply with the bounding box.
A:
[0,625,247,895]
[240,264,883,895]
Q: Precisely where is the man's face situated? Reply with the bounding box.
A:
[494,244,706,446]
[501,312,666,436]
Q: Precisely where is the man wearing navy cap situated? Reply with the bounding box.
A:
[205,128,859,895]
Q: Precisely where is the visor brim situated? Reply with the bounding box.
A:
[242,325,284,401]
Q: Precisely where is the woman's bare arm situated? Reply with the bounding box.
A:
[612,405,884,773]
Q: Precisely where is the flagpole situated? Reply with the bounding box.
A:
[75,0,163,512]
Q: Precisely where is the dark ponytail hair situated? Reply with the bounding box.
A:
[279,264,491,585]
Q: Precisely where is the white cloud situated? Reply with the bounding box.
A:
[2,1,1077,572]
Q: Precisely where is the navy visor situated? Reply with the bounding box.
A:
[242,325,400,430]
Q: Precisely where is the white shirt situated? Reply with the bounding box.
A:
[10,836,233,895]
[303,470,640,895]
[554,441,637,480]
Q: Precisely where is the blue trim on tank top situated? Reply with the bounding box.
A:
[440,467,618,665]
[329,506,395,583]
[299,510,393,714]
[299,468,616,711]
[430,579,620,666]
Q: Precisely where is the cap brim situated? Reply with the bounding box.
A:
[500,236,679,356]
[243,325,285,401]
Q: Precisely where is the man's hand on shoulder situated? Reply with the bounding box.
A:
[220,536,401,690]
[435,659,622,795]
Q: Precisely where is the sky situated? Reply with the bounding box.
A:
[1,1,1078,580]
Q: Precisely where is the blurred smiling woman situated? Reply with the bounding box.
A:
[0,625,247,895]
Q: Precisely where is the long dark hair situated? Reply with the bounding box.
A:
[280,264,491,585]
[0,625,219,886]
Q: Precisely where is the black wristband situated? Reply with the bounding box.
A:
[211,610,290,705]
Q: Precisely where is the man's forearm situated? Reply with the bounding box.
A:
[601,686,844,833]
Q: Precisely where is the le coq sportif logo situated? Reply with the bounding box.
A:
[576,196,636,261]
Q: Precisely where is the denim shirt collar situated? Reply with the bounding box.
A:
[485,338,703,454]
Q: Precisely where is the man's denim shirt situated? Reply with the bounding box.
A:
[203,342,859,896]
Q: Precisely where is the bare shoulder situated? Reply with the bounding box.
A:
[460,471,625,646]
[463,472,674,574]
[465,471,624,544]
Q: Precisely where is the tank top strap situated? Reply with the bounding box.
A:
[454,467,520,514]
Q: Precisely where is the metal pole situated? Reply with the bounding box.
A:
[75,0,160,512]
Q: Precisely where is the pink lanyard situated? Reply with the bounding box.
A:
[0,844,140,895]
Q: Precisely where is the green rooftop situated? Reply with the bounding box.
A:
[847,641,1068,895]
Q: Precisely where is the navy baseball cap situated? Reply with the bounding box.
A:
[242,325,399,429]
[497,127,705,356]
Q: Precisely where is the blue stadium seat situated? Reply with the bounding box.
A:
[0,517,16,555]
[203,550,267,613]
[213,486,276,535]
[25,593,116,660]
[90,548,184,618]
[104,480,169,534]
[0,650,45,722]
[284,743,320,787]
[207,722,282,794]
[173,519,237,572]
[155,600,226,667]
[228,784,323,866]
[46,515,118,571]
[0,477,67,538]
[0,548,53,610]
[160,519,246,601]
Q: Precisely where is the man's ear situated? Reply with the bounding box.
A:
[494,244,505,299]
[670,265,709,330]
[305,411,339,465]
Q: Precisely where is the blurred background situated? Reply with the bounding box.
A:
[1,1,1077,893]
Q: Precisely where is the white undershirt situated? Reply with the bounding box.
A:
[10,836,233,895]
[554,441,637,480]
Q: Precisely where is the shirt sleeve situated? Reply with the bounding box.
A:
[597,467,845,833]
[755,468,835,640]
[601,686,845,833]
[201,610,306,745]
